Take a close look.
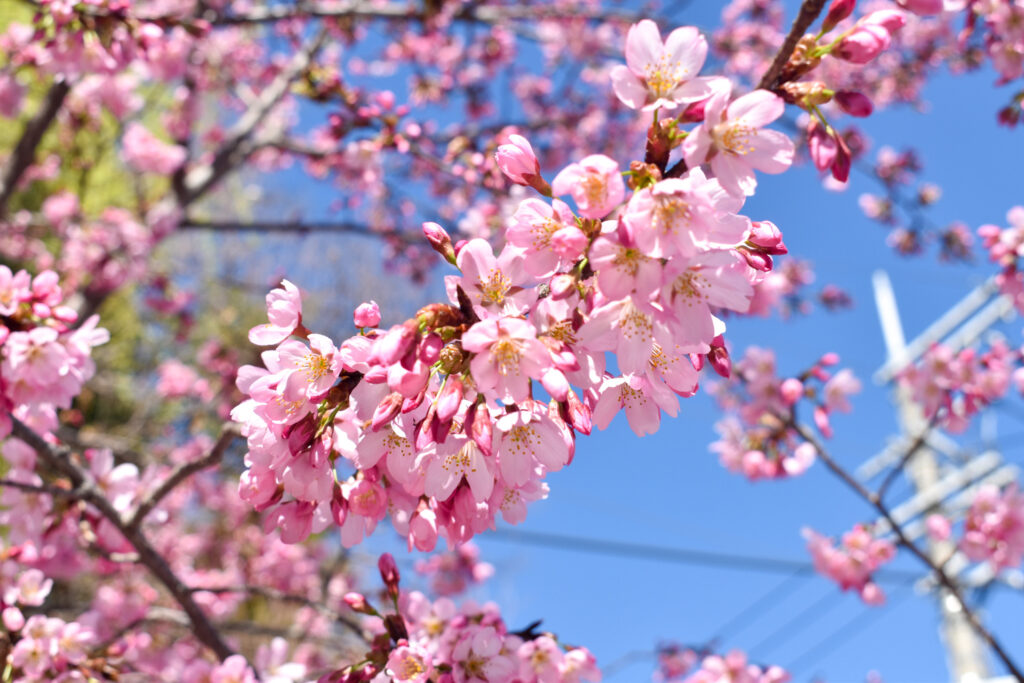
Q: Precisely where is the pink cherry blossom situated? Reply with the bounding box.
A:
[551,155,625,219]
[682,90,794,197]
[611,20,718,111]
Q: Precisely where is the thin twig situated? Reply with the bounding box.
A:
[757,0,827,91]
[875,416,940,501]
[125,426,240,531]
[9,417,236,661]
[788,418,1024,681]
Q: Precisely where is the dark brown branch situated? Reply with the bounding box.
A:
[9,417,236,662]
[125,426,239,531]
[875,417,940,501]
[757,0,827,91]
[0,80,71,217]
[788,418,1024,681]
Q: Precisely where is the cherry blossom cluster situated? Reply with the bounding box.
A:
[897,340,1015,432]
[234,18,806,551]
[979,206,1024,312]
[325,554,601,683]
[804,524,896,604]
[0,266,108,438]
[959,484,1024,571]
[710,347,861,480]
[415,543,495,597]
[654,643,788,683]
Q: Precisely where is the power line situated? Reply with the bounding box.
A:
[785,587,914,678]
[709,570,810,644]
[484,528,920,581]
[747,590,844,660]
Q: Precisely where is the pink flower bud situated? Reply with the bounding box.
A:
[748,220,788,255]
[925,513,952,541]
[549,273,577,300]
[822,0,856,32]
[564,389,592,436]
[378,553,401,598]
[814,405,833,438]
[708,345,731,378]
[862,9,907,32]
[680,97,709,123]
[834,91,874,117]
[820,352,840,366]
[808,120,838,171]
[436,376,464,422]
[831,132,852,183]
[466,402,494,457]
[739,247,773,272]
[494,134,540,185]
[371,392,404,431]
[422,221,456,263]
[409,510,438,552]
[780,378,805,405]
[353,301,381,328]
[860,582,886,605]
[343,592,376,615]
[835,24,890,64]
[418,333,443,365]
[375,322,418,365]
[3,607,24,632]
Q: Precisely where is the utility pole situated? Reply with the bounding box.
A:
[872,271,992,682]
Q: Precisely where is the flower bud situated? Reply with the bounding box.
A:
[466,402,494,457]
[375,321,418,365]
[807,120,838,172]
[495,134,539,184]
[564,389,592,436]
[371,392,404,431]
[353,301,381,328]
[748,220,787,254]
[343,592,376,615]
[707,343,731,379]
[835,24,890,64]
[378,552,401,599]
[422,221,456,264]
[436,376,464,422]
[739,247,773,272]
[834,90,873,117]
[822,0,856,33]
[780,378,804,405]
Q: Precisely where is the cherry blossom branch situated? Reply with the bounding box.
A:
[787,417,1024,681]
[757,0,827,91]
[179,218,410,238]
[0,79,71,217]
[0,478,80,499]
[874,417,940,501]
[187,584,367,639]
[179,28,328,205]
[125,425,240,531]
[8,416,237,662]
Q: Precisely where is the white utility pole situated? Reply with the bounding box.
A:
[872,270,991,682]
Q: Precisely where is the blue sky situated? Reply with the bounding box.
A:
[186,2,1024,679]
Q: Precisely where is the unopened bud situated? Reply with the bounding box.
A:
[353,301,382,328]
[707,344,732,379]
[780,378,804,405]
[564,389,592,436]
[466,402,494,457]
[422,221,456,264]
[748,221,788,255]
[343,592,377,615]
[739,247,773,272]
[822,0,856,33]
[438,342,467,374]
[378,553,401,599]
[834,90,873,117]
[371,392,404,431]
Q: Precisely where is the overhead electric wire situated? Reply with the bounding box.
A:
[747,590,845,660]
[708,570,810,644]
[785,587,914,678]
[485,528,921,581]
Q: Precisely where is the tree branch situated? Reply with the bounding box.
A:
[787,418,1024,681]
[180,29,328,205]
[179,218,402,236]
[125,426,240,531]
[757,0,827,91]
[8,417,236,662]
[875,416,940,501]
[0,80,71,217]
